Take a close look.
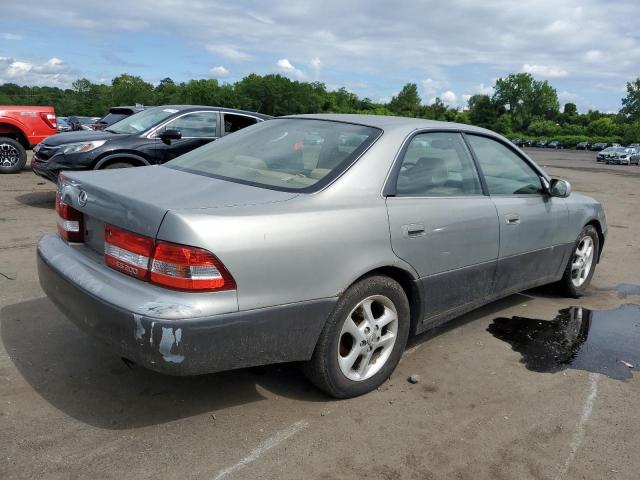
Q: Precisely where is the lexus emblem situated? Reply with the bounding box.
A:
[77,190,88,207]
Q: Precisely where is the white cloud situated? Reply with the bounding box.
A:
[475,83,494,96]
[0,56,73,86]
[441,90,458,105]
[206,45,251,61]
[585,50,603,62]
[522,63,568,78]
[2,33,22,41]
[209,66,229,78]
[276,58,306,80]
[310,57,322,80]
[421,78,445,95]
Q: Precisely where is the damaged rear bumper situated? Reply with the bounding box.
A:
[37,233,336,375]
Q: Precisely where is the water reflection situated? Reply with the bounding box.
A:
[488,305,640,381]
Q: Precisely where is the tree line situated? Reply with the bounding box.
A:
[2,73,640,146]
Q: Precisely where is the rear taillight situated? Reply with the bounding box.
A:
[150,242,236,291]
[40,112,57,130]
[103,224,235,292]
[56,194,84,242]
[104,225,153,280]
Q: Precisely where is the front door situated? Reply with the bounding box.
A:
[386,131,500,320]
[465,134,569,293]
[156,111,219,163]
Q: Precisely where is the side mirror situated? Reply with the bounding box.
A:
[548,178,571,198]
[159,128,182,143]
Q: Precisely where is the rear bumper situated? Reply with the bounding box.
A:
[37,233,336,375]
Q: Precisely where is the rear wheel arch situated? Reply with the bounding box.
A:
[0,123,29,148]
[348,266,422,336]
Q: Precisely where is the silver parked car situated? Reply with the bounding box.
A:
[38,115,607,398]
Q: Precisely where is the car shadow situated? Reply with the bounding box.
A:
[1,297,327,430]
[15,190,56,209]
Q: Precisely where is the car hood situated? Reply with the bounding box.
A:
[60,165,299,238]
[43,130,123,146]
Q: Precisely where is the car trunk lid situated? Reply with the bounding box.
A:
[59,165,298,254]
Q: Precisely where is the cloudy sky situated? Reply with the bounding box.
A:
[2,0,640,112]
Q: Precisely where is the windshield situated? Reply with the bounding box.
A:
[107,107,179,134]
[166,118,381,192]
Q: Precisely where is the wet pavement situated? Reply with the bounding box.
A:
[488,304,640,381]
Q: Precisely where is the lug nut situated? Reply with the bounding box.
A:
[364,327,370,334]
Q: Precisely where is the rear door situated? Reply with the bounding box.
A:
[385,131,500,320]
[465,134,569,293]
[155,110,219,163]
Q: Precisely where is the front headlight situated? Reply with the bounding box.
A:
[60,140,107,155]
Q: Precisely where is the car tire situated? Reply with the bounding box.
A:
[0,137,27,174]
[103,162,135,169]
[555,225,600,298]
[302,275,410,398]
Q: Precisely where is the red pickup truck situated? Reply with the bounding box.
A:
[0,106,57,173]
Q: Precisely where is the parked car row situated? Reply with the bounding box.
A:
[596,146,640,165]
[511,138,563,149]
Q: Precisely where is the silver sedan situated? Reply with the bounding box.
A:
[38,114,607,398]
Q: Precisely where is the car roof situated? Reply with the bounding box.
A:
[147,105,272,120]
[284,113,499,136]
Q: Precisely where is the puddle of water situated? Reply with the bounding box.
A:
[488,305,640,380]
[614,284,640,298]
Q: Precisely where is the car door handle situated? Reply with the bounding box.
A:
[505,214,520,225]
[403,223,426,237]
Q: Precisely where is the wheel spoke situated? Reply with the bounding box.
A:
[338,346,362,373]
[377,332,396,351]
[375,309,397,330]
[361,299,376,324]
[356,349,374,377]
[342,317,365,343]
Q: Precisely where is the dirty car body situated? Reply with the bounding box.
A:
[37,114,607,381]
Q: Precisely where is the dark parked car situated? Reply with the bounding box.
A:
[535,140,547,148]
[92,105,145,131]
[522,139,535,147]
[590,142,609,151]
[67,116,99,131]
[32,105,270,183]
[510,137,523,147]
[630,152,640,165]
[547,140,562,149]
[576,142,590,150]
[57,117,72,132]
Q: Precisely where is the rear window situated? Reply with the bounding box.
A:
[165,118,381,192]
[98,112,129,126]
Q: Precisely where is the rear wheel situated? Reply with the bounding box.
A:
[303,275,410,398]
[555,225,599,297]
[0,137,27,173]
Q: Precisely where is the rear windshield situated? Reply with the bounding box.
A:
[107,107,179,134]
[98,112,130,126]
[165,118,381,192]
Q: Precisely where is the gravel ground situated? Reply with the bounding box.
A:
[1,149,639,480]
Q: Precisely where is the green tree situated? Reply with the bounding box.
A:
[587,117,618,137]
[621,78,640,121]
[111,74,154,105]
[492,73,559,131]
[563,103,577,115]
[388,83,421,117]
[467,94,498,128]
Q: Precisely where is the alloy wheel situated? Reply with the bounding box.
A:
[571,236,595,288]
[337,295,398,381]
[0,142,20,168]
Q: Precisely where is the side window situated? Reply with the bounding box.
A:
[223,113,259,134]
[395,132,482,196]
[466,135,542,195]
[161,112,218,138]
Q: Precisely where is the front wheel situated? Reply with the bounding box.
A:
[303,275,410,398]
[555,225,599,297]
[0,137,27,174]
